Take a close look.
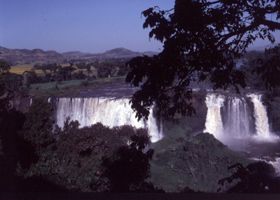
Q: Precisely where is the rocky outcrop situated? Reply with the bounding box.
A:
[150,133,249,192]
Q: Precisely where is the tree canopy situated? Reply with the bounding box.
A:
[126,0,280,120]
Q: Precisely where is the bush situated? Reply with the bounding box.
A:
[101,132,158,192]
[218,162,280,193]
[26,120,150,192]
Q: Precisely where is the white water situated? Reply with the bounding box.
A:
[204,94,225,139]
[269,158,280,176]
[204,93,277,142]
[247,94,272,140]
[56,97,163,142]
[224,97,251,138]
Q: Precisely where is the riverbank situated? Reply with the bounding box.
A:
[29,76,126,98]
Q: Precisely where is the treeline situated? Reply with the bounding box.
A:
[19,59,129,86]
[0,65,161,192]
[237,46,280,93]
[0,94,162,192]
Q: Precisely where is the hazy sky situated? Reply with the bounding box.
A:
[0,0,279,53]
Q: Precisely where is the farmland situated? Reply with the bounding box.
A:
[10,64,34,74]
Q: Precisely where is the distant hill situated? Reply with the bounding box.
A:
[0,46,64,65]
[62,47,157,60]
[0,46,158,65]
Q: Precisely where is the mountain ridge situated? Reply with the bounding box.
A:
[0,46,158,65]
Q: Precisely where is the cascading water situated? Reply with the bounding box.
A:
[204,92,279,177]
[247,94,273,140]
[204,94,225,139]
[204,92,277,142]
[56,97,163,142]
[223,97,251,138]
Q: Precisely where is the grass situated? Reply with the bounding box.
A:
[10,64,34,74]
[10,63,96,77]
[29,76,125,97]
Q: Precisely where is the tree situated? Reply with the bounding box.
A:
[20,98,55,154]
[0,68,36,191]
[23,71,39,87]
[126,0,280,120]
[97,62,113,78]
[57,66,75,81]
[255,44,280,90]
[101,131,155,192]
[0,68,23,113]
[0,60,10,74]
[218,162,280,193]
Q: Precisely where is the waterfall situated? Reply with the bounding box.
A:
[56,97,163,142]
[204,94,225,139]
[247,94,272,139]
[223,97,251,138]
[204,92,278,142]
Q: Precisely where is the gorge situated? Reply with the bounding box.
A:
[53,91,280,175]
[26,89,280,192]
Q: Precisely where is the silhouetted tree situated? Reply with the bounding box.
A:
[0,71,37,191]
[101,131,157,192]
[20,98,55,154]
[0,59,10,74]
[126,0,280,120]
[218,162,280,193]
[255,45,280,90]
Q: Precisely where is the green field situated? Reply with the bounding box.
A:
[29,77,125,97]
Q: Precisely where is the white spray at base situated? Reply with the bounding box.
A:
[56,97,163,143]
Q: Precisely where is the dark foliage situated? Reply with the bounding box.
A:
[218,161,280,193]
[23,70,41,86]
[0,70,38,191]
[20,98,55,154]
[0,91,160,193]
[0,62,23,112]
[126,0,280,119]
[0,59,10,74]
[0,109,26,191]
[16,176,67,192]
[31,59,127,84]
[24,117,157,192]
[255,45,280,90]
[101,132,161,192]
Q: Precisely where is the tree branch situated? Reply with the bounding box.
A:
[261,19,280,30]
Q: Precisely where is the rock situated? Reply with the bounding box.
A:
[150,133,249,192]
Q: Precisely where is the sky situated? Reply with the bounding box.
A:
[0,0,279,53]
